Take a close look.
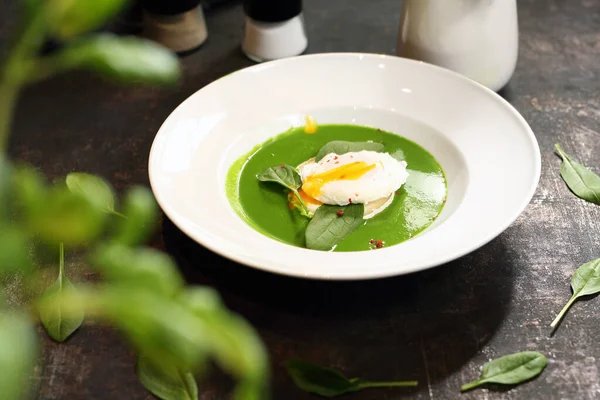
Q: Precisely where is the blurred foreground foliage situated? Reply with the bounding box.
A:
[0,1,269,399]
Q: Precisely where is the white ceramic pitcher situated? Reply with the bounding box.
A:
[397,0,518,92]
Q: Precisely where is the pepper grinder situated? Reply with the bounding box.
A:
[242,0,307,62]
[141,0,208,54]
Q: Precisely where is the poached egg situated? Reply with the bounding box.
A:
[295,150,409,219]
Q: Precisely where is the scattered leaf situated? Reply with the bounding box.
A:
[551,258,600,329]
[66,172,116,214]
[461,351,547,391]
[39,243,84,342]
[287,359,417,398]
[315,141,385,162]
[0,227,32,275]
[555,144,600,204]
[305,204,364,251]
[257,165,309,216]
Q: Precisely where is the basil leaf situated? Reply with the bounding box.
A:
[49,0,127,40]
[461,351,547,391]
[287,359,417,398]
[555,144,600,204]
[305,204,364,251]
[66,172,116,214]
[0,312,38,400]
[113,186,158,246]
[57,34,181,85]
[90,243,184,297]
[257,165,302,189]
[136,355,198,400]
[551,258,600,329]
[315,141,385,162]
[39,243,84,342]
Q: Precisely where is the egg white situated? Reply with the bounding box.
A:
[297,150,409,219]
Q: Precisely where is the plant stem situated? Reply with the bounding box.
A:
[0,6,48,153]
[550,294,577,328]
[59,242,65,277]
[460,379,484,392]
[359,381,419,388]
[292,189,310,216]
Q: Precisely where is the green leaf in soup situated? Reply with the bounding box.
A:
[286,359,417,398]
[0,312,38,400]
[257,164,302,189]
[461,351,547,392]
[66,172,116,214]
[90,243,184,296]
[57,34,181,85]
[305,204,364,251]
[113,186,158,246]
[555,144,600,204]
[551,258,600,329]
[39,243,84,342]
[315,141,385,162]
[48,0,127,40]
[136,355,198,400]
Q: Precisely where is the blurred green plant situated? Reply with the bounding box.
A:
[0,1,269,399]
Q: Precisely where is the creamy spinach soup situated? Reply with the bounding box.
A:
[226,124,446,252]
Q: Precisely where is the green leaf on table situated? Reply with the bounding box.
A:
[0,312,38,400]
[113,186,158,246]
[90,243,184,296]
[66,172,116,214]
[39,243,84,342]
[286,359,417,398]
[136,355,198,400]
[257,165,310,216]
[305,204,364,251]
[555,144,600,204]
[48,0,127,39]
[315,141,385,162]
[461,351,547,392]
[551,258,600,329]
[58,34,181,85]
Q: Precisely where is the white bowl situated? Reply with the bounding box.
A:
[149,53,540,280]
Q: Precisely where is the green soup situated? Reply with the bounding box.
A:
[226,124,447,251]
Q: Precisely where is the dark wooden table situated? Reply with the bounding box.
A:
[2,0,600,399]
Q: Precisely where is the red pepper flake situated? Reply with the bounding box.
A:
[377,128,381,132]
[375,240,384,248]
[354,193,359,197]
[337,210,344,216]
[334,156,338,160]
[396,189,402,195]
[326,159,330,162]
[348,198,352,203]
[369,239,375,244]
[335,161,339,164]
[279,165,284,168]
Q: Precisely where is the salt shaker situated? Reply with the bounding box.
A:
[396,0,518,92]
[242,0,308,62]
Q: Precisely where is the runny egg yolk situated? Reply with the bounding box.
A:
[301,161,376,199]
[288,189,322,210]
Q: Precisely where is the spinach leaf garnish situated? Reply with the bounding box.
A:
[461,351,547,392]
[287,359,417,398]
[551,258,600,329]
[555,144,600,204]
[315,141,384,162]
[305,204,364,251]
[257,165,310,216]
